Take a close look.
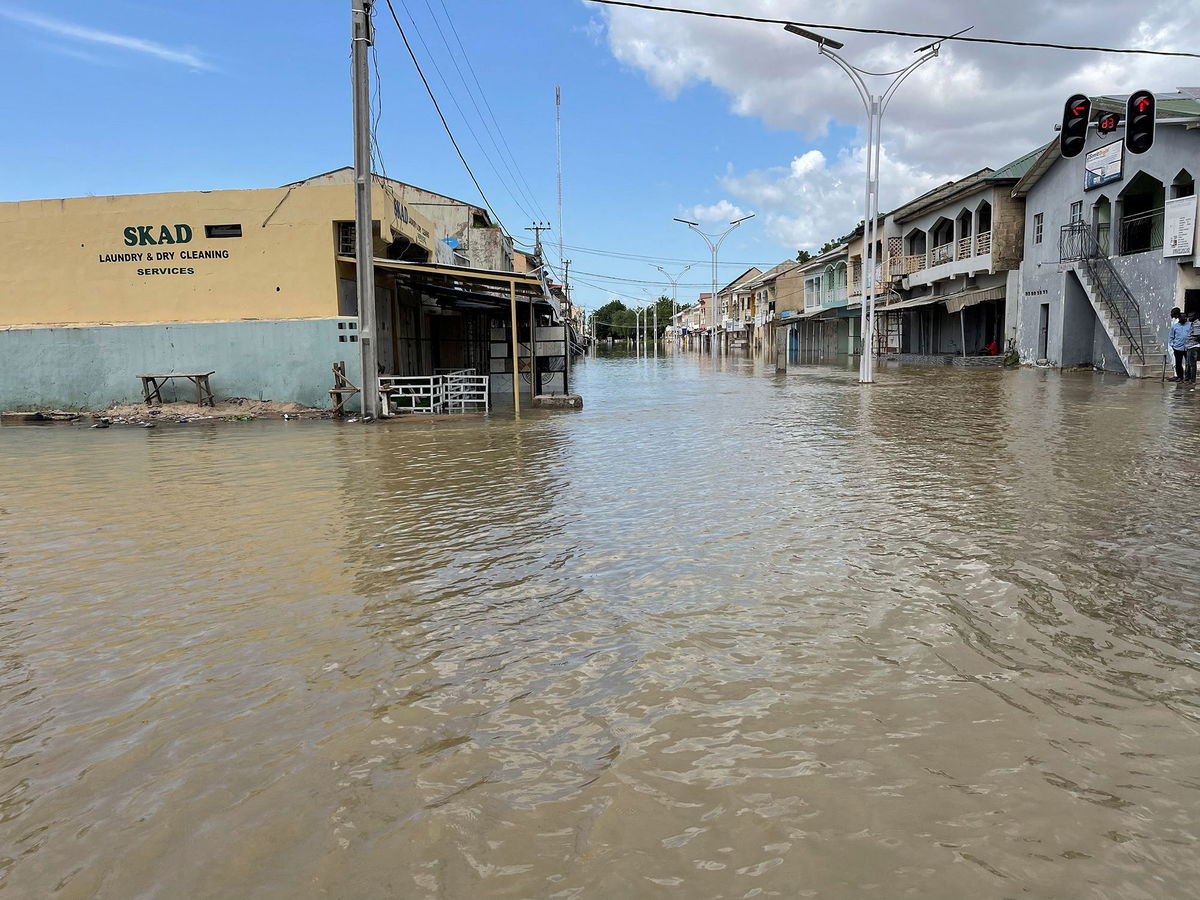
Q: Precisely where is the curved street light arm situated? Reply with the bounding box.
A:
[819,46,871,115]
[881,48,939,114]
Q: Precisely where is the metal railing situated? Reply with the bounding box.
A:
[444,374,489,412]
[1118,207,1164,255]
[1059,222,1147,364]
[930,242,954,266]
[379,375,445,414]
[381,371,490,414]
[975,230,991,255]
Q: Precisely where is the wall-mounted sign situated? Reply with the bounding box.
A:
[1084,140,1123,191]
[94,223,235,275]
[1163,195,1197,258]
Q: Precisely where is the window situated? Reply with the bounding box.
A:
[1033,213,1044,244]
[1069,201,1083,224]
[204,224,242,239]
[337,222,356,255]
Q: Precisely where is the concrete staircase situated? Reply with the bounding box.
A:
[1072,264,1162,379]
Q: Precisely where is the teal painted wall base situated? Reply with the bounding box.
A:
[0,319,363,411]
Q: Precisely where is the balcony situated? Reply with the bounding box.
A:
[892,231,992,280]
[821,288,848,309]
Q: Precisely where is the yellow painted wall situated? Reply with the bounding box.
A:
[0,182,434,327]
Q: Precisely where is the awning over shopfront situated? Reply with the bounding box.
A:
[875,295,944,313]
[941,285,1006,314]
[875,284,1006,316]
[337,256,556,316]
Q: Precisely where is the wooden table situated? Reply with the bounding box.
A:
[138,371,216,407]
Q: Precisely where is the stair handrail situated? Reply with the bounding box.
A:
[1058,223,1147,364]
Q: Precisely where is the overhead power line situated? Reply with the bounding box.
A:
[590,0,1200,60]
[381,0,508,233]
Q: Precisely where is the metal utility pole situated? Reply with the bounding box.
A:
[784,24,949,383]
[352,0,381,418]
[674,214,754,356]
[655,264,693,349]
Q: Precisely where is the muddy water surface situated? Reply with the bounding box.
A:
[2,352,1199,898]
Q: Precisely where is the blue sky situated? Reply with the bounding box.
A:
[2,0,1194,313]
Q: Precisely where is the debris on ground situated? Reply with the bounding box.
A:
[2,399,331,427]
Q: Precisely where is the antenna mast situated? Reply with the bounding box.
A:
[556,85,565,296]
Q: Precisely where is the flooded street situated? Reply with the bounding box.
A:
[2,353,1199,898]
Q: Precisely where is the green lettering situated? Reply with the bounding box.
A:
[137,225,156,246]
[158,225,175,245]
[174,224,193,244]
[123,226,139,247]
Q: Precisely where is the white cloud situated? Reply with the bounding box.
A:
[593,0,1197,251]
[1,6,213,70]
[685,198,749,223]
[721,146,951,250]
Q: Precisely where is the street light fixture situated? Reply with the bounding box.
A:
[674,214,754,355]
[654,264,693,350]
[783,23,957,383]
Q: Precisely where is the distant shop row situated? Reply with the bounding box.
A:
[671,91,1200,378]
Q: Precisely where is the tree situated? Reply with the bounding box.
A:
[795,249,812,264]
[591,299,628,341]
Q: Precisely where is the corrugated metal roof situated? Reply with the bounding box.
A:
[986,144,1048,182]
[891,169,996,223]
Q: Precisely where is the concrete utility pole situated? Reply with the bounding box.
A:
[352,0,381,418]
[526,222,552,261]
[784,24,947,383]
[674,214,754,356]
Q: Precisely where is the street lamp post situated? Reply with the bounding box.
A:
[784,24,948,383]
[654,264,693,350]
[674,214,754,356]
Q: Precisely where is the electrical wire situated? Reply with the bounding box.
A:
[589,0,1200,59]
[428,0,552,223]
[413,0,550,223]
[393,3,543,225]
[381,0,508,234]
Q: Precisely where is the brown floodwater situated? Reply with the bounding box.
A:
[2,351,1199,899]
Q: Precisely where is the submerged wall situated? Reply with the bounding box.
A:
[0,318,362,410]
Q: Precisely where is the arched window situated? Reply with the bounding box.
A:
[1172,168,1195,199]
[1117,172,1165,255]
[930,217,954,264]
[1092,194,1112,254]
[905,228,927,257]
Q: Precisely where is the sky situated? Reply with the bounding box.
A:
[1,0,1197,314]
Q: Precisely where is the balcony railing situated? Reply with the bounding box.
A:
[890,229,994,279]
[1119,208,1164,255]
[930,242,954,266]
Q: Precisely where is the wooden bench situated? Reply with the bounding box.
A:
[138,371,216,407]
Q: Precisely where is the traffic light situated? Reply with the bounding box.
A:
[1097,112,1120,135]
[1060,94,1091,158]
[1125,89,1156,154]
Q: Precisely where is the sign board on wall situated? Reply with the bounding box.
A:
[1163,195,1197,258]
[1084,140,1123,191]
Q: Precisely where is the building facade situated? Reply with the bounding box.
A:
[1012,93,1200,375]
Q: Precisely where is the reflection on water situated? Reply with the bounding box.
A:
[2,351,1199,898]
